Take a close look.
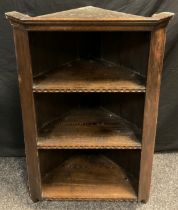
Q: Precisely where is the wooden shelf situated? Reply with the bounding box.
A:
[41,153,137,200]
[37,107,141,149]
[33,59,145,93]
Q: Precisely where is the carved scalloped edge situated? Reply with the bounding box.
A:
[33,88,146,93]
[42,196,137,201]
[37,145,141,149]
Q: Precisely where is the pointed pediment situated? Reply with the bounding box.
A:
[36,6,146,20]
[5,6,174,26]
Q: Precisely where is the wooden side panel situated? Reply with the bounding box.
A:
[139,27,166,202]
[13,27,41,201]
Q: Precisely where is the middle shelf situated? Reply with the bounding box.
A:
[37,107,141,149]
[35,92,144,149]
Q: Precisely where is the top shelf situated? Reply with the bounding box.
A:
[33,59,145,93]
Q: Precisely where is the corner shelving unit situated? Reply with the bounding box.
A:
[6,6,173,203]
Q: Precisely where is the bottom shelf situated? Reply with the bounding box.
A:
[41,152,138,200]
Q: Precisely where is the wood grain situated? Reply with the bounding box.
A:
[37,107,141,149]
[6,6,174,23]
[5,7,173,32]
[33,59,145,93]
[42,153,137,200]
[13,27,41,201]
[6,6,173,202]
[138,27,167,203]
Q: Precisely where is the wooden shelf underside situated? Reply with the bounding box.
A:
[37,107,141,149]
[42,153,137,200]
[33,59,145,93]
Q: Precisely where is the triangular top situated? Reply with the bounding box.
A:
[36,6,148,20]
[5,6,174,25]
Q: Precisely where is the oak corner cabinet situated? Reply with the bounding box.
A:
[6,6,173,203]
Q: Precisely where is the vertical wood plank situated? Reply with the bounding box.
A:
[138,27,166,202]
[13,27,41,201]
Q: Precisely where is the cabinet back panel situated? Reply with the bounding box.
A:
[100,93,145,130]
[34,93,80,131]
[29,31,149,81]
[101,32,150,77]
[29,32,78,78]
[105,149,141,193]
[39,149,140,186]
[34,93,144,136]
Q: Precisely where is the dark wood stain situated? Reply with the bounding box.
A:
[13,27,42,201]
[139,27,167,203]
[6,6,173,202]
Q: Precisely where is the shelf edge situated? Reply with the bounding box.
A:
[37,145,141,149]
[33,88,146,93]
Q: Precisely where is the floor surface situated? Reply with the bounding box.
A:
[0,153,177,210]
